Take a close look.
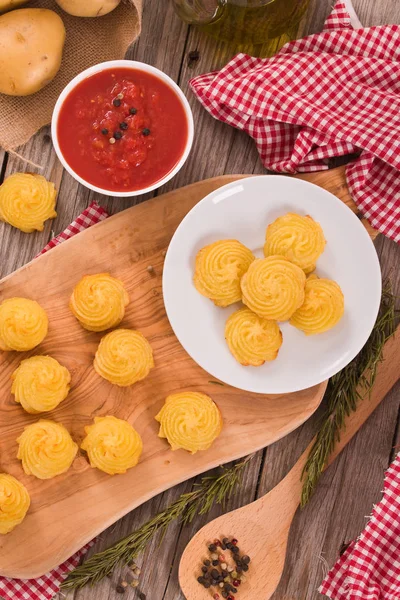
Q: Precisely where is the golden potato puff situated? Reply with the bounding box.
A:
[81,416,143,475]
[225,308,282,367]
[0,474,30,535]
[0,297,48,351]
[94,329,154,387]
[264,213,326,274]
[17,420,78,480]
[194,240,255,307]
[241,256,306,321]
[155,392,223,454]
[11,356,71,414]
[70,273,129,332]
[0,173,57,233]
[290,275,344,335]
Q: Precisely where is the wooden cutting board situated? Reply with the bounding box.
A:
[0,165,376,578]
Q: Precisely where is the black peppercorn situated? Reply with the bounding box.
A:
[204,559,211,566]
[212,560,219,566]
[211,569,219,579]
[242,564,249,572]
[139,594,146,600]
[232,547,240,554]
[129,107,137,115]
[204,581,211,588]
[113,98,121,107]
[101,128,108,135]
[120,122,128,130]
[197,576,206,584]
[226,543,233,550]
[116,584,126,594]
[142,128,151,136]
[209,544,217,552]
[202,566,208,573]
[114,131,122,140]
[242,555,251,564]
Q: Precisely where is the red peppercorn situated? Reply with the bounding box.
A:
[219,554,226,562]
[214,539,221,547]
[227,596,234,600]
[213,594,220,600]
[231,539,238,546]
[232,579,241,587]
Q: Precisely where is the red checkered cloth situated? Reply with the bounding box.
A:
[0,202,108,600]
[320,452,400,599]
[190,0,400,243]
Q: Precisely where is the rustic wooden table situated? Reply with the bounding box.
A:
[0,1,399,599]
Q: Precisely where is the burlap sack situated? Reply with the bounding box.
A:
[0,0,142,150]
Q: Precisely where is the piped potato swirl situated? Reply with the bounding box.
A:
[94,329,154,387]
[290,275,344,335]
[264,213,326,274]
[81,416,143,475]
[194,239,255,306]
[241,256,306,321]
[156,392,223,454]
[225,308,282,366]
[17,420,78,479]
[12,355,71,414]
[0,474,30,535]
[0,173,57,233]
[69,273,129,332]
[0,297,48,351]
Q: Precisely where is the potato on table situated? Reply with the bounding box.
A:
[0,8,66,96]
[0,0,29,13]
[55,0,121,17]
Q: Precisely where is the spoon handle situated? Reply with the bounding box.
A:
[257,327,400,518]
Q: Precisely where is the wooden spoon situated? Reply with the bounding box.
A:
[179,329,400,600]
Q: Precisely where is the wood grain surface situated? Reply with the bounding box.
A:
[0,0,399,598]
[0,171,339,579]
[179,328,400,600]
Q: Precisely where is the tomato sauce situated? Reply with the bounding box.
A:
[57,68,189,192]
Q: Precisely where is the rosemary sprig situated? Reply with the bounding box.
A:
[301,281,397,507]
[61,454,254,591]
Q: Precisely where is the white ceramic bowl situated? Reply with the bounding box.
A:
[51,60,194,197]
[163,176,382,394]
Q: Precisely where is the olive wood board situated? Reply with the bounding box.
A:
[0,165,375,578]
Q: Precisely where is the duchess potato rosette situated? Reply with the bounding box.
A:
[11,355,71,414]
[241,256,306,321]
[94,329,154,387]
[290,275,344,335]
[17,420,78,480]
[69,273,129,332]
[0,173,57,233]
[194,239,255,307]
[0,474,30,535]
[155,392,223,454]
[225,308,282,366]
[264,213,326,274]
[81,416,143,475]
[0,297,48,351]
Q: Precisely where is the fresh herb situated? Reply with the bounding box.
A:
[61,455,255,592]
[301,281,397,507]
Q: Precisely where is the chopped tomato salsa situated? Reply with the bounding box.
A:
[57,68,189,192]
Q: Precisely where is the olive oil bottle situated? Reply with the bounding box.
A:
[173,0,311,57]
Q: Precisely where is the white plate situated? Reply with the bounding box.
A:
[162,176,381,394]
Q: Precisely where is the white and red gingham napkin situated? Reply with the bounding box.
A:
[320,452,400,599]
[190,0,400,243]
[0,202,107,600]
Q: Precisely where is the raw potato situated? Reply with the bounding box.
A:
[0,9,66,96]
[0,0,29,13]
[55,0,121,17]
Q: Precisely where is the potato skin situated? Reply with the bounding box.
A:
[0,0,29,13]
[55,0,121,17]
[0,9,66,96]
